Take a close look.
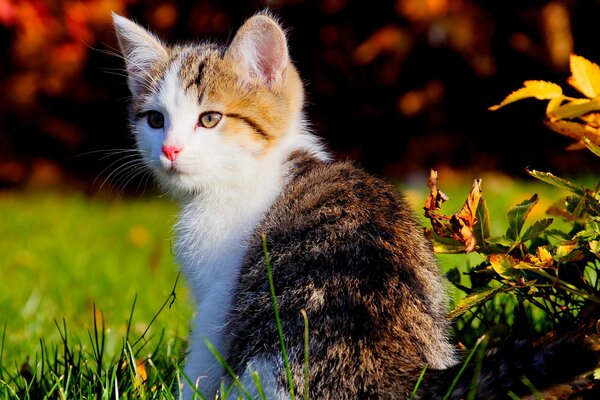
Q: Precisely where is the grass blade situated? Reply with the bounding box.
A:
[409,364,428,400]
[442,335,486,400]
[178,367,206,400]
[251,371,267,400]
[300,309,309,400]
[203,338,252,399]
[467,336,487,400]
[262,234,295,400]
[521,376,543,399]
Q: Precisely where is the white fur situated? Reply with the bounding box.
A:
[132,61,326,397]
[239,355,291,400]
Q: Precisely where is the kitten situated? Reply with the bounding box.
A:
[112,12,598,399]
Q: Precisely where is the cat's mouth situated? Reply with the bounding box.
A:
[164,164,185,175]
[156,161,185,176]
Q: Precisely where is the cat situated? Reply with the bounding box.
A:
[112,12,598,399]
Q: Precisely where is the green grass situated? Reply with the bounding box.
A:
[0,190,193,377]
[0,172,595,397]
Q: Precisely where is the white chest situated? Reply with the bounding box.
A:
[175,198,261,301]
[175,188,279,395]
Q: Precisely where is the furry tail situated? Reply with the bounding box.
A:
[420,327,600,399]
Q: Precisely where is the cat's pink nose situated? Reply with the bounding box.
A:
[162,145,182,161]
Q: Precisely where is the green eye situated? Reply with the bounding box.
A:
[147,111,164,129]
[199,112,222,129]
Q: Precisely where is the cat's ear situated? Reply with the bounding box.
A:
[112,13,168,96]
[225,14,289,88]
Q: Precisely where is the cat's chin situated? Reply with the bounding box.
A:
[154,169,202,198]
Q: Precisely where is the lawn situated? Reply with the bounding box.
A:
[0,171,592,396]
[0,190,193,375]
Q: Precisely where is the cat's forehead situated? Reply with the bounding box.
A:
[169,43,227,96]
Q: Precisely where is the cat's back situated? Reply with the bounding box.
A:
[228,151,456,398]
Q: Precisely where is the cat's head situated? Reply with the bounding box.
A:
[113,13,307,197]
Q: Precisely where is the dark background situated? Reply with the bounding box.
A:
[1,0,598,192]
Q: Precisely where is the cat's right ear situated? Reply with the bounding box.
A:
[112,13,168,96]
[225,14,289,89]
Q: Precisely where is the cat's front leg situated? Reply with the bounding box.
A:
[181,288,233,399]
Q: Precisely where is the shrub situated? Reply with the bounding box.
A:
[425,55,600,343]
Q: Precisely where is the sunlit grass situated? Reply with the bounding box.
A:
[0,190,193,369]
[0,171,596,396]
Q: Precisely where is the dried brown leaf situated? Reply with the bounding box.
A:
[450,178,482,252]
[424,172,483,252]
[425,169,449,211]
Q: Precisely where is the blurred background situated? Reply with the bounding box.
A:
[1,0,600,192]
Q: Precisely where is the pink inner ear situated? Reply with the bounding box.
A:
[255,30,287,84]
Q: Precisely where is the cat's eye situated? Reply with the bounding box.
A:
[146,111,164,129]
[198,112,222,129]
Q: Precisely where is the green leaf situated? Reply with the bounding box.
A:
[526,169,585,196]
[489,254,519,280]
[521,218,554,242]
[545,229,572,240]
[432,235,469,254]
[489,80,563,111]
[447,287,510,319]
[487,236,515,247]
[584,193,600,216]
[588,217,600,233]
[507,194,539,241]
[573,220,600,240]
[473,198,491,249]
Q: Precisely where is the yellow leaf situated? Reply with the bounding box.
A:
[546,96,564,114]
[556,241,577,259]
[565,141,587,150]
[489,254,519,279]
[579,112,600,128]
[544,119,600,142]
[489,80,563,111]
[514,261,540,270]
[569,54,600,98]
[536,246,554,267]
[549,98,600,120]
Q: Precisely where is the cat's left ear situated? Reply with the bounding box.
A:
[112,13,168,96]
[225,14,289,88]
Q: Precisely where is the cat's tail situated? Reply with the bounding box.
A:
[420,325,600,399]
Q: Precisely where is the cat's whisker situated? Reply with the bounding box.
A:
[115,165,151,198]
[92,153,144,189]
[75,148,140,158]
[99,151,142,162]
[97,158,146,194]
[138,168,154,195]
[112,165,149,199]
